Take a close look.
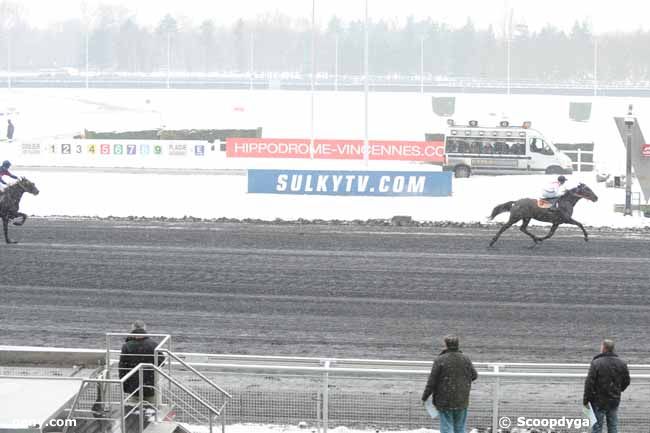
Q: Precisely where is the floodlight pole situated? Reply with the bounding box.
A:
[249,34,254,90]
[506,8,512,97]
[334,35,339,91]
[310,0,316,159]
[363,0,369,166]
[593,37,598,97]
[6,29,10,89]
[420,37,424,94]
[166,32,171,89]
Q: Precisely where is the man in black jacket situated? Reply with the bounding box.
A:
[118,320,165,404]
[583,339,630,433]
[421,335,478,433]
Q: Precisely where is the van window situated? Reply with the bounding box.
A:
[447,135,526,156]
[446,137,470,153]
[529,138,554,155]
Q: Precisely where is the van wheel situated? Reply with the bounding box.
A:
[545,166,564,174]
[454,165,471,178]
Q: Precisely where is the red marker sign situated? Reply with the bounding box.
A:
[642,144,650,157]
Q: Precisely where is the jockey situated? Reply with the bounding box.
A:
[0,160,18,193]
[541,175,568,209]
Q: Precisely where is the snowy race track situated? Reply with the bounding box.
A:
[1,219,650,364]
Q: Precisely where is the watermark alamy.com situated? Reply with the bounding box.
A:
[499,416,590,429]
[6,419,77,428]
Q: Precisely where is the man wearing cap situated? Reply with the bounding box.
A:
[118,320,165,405]
[421,335,478,433]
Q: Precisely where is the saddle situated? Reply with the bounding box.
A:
[537,198,559,209]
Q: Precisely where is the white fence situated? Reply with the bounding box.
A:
[4,351,650,432]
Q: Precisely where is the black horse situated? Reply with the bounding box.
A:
[0,177,39,244]
[489,183,598,247]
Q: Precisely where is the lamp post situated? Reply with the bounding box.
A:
[334,34,338,91]
[166,32,171,89]
[249,34,254,91]
[85,30,89,88]
[593,37,598,97]
[310,0,315,159]
[81,1,93,89]
[6,28,10,89]
[420,36,425,94]
[506,8,512,97]
[363,0,369,165]
[624,105,635,216]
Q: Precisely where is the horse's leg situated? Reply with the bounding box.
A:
[519,218,541,244]
[538,223,560,241]
[12,212,26,226]
[489,215,520,247]
[2,216,15,244]
[567,218,589,241]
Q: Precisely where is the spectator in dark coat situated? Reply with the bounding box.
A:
[118,320,165,404]
[6,120,14,140]
[583,339,630,433]
[422,335,478,433]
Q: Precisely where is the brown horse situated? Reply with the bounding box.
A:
[0,177,39,244]
[489,183,598,247]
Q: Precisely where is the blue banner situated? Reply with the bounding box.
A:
[247,169,452,196]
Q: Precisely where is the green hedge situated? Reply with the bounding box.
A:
[76,128,262,143]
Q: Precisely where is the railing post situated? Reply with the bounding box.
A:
[492,365,500,433]
[154,349,161,414]
[168,337,173,394]
[322,360,330,433]
[139,367,145,433]
[120,388,126,433]
[316,389,322,433]
[577,148,582,172]
[209,411,213,433]
[106,334,112,413]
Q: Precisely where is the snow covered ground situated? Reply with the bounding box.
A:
[185,423,436,433]
[14,168,648,228]
[1,87,648,227]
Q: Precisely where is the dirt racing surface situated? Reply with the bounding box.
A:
[1,218,650,363]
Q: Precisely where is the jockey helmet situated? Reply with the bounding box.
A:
[1,160,10,169]
[557,175,567,183]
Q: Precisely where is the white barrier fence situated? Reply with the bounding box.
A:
[3,350,649,433]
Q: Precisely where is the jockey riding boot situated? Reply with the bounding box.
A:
[549,199,560,211]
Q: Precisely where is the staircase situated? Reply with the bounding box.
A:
[60,333,231,433]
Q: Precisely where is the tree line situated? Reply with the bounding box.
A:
[1,3,649,83]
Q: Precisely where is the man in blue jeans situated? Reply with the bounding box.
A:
[583,339,630,433]
[421,335,478,433]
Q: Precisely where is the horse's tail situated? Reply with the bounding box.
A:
[489,201,516,220]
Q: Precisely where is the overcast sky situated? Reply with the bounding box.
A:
[16,0,650,34]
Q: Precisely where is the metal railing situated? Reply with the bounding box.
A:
[61,362,229,433]
[149,355,650,433]
[56,334,232,433]
[562,148,595,172]
[6,347,650,433]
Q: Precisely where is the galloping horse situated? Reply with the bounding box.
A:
[0,177,39,244]
[488,183,598,247]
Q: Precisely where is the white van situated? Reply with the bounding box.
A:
[442,120,574,178]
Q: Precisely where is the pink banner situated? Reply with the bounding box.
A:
[226,137,445,162]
